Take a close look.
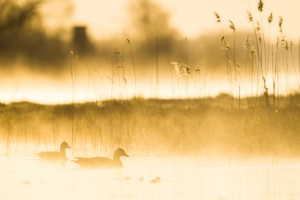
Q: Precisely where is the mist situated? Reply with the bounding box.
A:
[0,0,299,103]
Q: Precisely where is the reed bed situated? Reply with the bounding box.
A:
[0,97,300,158]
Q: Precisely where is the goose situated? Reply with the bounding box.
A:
[38,141,71,162]
[73,148,129,168]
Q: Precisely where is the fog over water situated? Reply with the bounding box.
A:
[1,0,300,103]
[1,157,300,200]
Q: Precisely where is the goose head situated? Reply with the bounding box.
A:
[60,141,71,153]
[113,148,129,161]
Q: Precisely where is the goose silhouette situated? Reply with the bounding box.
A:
[73,148,129,168]
[38,141,71,162]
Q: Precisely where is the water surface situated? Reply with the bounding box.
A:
[0,157,299,200]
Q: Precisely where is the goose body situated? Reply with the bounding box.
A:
[38,141,70,162]
[73,148,129,168]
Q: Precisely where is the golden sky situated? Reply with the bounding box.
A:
[72,0,300,40]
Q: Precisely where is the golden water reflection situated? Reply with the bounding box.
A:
[0,157,299,200]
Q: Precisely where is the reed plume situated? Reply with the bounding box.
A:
[214,12,221,23]
[258,0,264,12]
[279,16,283,33]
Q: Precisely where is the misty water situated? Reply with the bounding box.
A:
[1,156,300,200]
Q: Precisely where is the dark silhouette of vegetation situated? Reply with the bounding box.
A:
[0,0,68,69]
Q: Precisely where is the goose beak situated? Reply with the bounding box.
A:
[124,153,129,157]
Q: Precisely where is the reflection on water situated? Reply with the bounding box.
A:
[0,157,300,200]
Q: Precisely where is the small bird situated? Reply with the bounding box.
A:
[150,176,161,184]
[38,141,71,162]
[73,148,129,168]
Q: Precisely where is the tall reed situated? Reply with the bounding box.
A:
[127,39,136,98]
[69,50,77,156]
[156,31,159,98]
[6,110,12,158]
[214,12,234,106]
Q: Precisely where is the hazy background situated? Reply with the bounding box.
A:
[1,0,300,103]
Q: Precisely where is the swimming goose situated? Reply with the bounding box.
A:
[73,148,129,168]
[38,141,71,161]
